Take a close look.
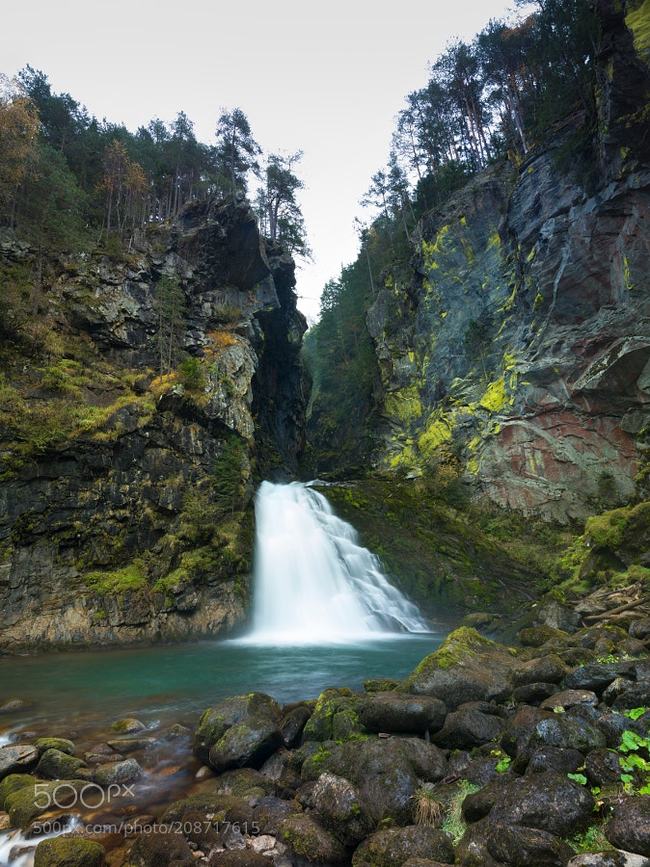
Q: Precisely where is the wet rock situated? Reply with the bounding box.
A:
[602,677,636,705]
[488,771,594,836]
[0,699,29,715]
[0,745,38,779]
[456,818,502,867]
[34,836,106,867]
[5,779,88,827]
[529,714,607,754]
[207,717,283,773]
[567,852,649,866]
[501,705,555,758]
[111,718,146,734]
[279,705,311,747]
[585,748,623,786]
[629,619,650,640]
[351,825,455,866]
[34,737,76,756]
[541,689,599,710]
[310,771,373,845]
[302,737,447,825]
[433,706,503,748]
[93,758,142,786]
[278,813,347,863]
[37,748,87,779]
[565,662,635,692]
[486,823,574,866]
[519,626,571,647]
[611,682,650,710]
[358,692,447,735]
[165,723,191,739]
[210,768,274,798]
[253,795,301,835]
[404,628,515,708]
[525,746,585,776]
[125,829,193,866]
[364,678,400,693]
[0,773,34,807]
[512,682,558,704]
[303,688,364,742]
[106,737,155,753]
[462,778,510,822]
[605,796,650,856]
[194,693,281,765]
[513,654,567,686]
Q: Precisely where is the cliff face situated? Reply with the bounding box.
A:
[325,2,650,524]
[0,198,306,651]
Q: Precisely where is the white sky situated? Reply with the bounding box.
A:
[2,0,521,321]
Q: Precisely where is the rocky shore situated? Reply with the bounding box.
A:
[1,616,650,866]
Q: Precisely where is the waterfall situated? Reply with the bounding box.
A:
[244,481,430,644]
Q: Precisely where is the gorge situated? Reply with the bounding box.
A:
[1,0,650,864]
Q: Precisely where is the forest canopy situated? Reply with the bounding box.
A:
[0,68,309,256]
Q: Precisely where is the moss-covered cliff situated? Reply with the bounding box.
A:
[306,1,650,526]
[0,197,306,651]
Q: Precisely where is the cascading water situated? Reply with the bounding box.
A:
[244,481,430,644]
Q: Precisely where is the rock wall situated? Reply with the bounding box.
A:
[0,197,306,651]
[355,3,650,523]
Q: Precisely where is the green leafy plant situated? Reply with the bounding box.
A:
[624,707,648,721]
[568,772,588,786]
[495,755,512,773]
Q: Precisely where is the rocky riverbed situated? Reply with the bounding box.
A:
[1,617,650,867]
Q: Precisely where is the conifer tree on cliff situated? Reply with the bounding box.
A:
[214,108,260,195]
[257,151,311,258]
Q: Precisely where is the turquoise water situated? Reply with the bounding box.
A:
[0,635,440,735]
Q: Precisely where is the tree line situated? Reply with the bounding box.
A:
[0,68,309,257]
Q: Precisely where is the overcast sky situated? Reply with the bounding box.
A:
[2,0,522,321]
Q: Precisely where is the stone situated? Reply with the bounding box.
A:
[567,853,649,866]
[541,689,599,710]
[194,693,281,764]
[433,706,503,748]
[486,823,574,866]
[310,771,373,845]
[302,737,447,825]
[404,628,515,708]
[279,705,311,747]
[529,714,607,754]
[512,655,567,686]
[0,699,29,714]
[605,796,650,856]
[585,748,624,786]
[525,746,585,776]
[512,682,558,704]
[209,853,268,867]
[278,813,347,864]
[302,688,364,742]
[358,692,447,735]
[565,662,635,692]
[0,745,38,779]
[488,771,595,836]
[37,748,87,779]
[5,779,89,827]
[93,758,142,786]
[111,718,146,734]
[629,619,650,640]
[519,626,570,647]
[351,826,455,867]
[207,718,283,773]
[106,737,155,753]
[34,737,76,756]
[34,837,105,867]
[125,829,193,866]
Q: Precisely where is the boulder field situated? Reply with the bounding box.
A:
[1,621,649,866]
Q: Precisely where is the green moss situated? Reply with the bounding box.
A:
[568,824,613,854]
[627,0,650,62]
[441,779,480,844]
[406,627,500,680]
[84,559,146,594]
[585,506,632,549]
[384,385,423,425]
[418,412,454,458]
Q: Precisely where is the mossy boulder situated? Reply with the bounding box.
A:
[352,825,455,866]
[309,771,373,846]
[34,737,76,756]
[5,779,89,827]
[93,758,142,786]
[278,813,347,863]
[0,773,34,808]
[518,625,570,647]
[34,836,105,867]
[124,829,193,867]
[302,688,365,742]
[37,748,87,779]
[111,718,146,734]
[194,693,281,764]
[302,737,447,825]
[358,692,447,735]
[403,627,516,707]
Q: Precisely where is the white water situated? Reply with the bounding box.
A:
[244,481,430,644]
